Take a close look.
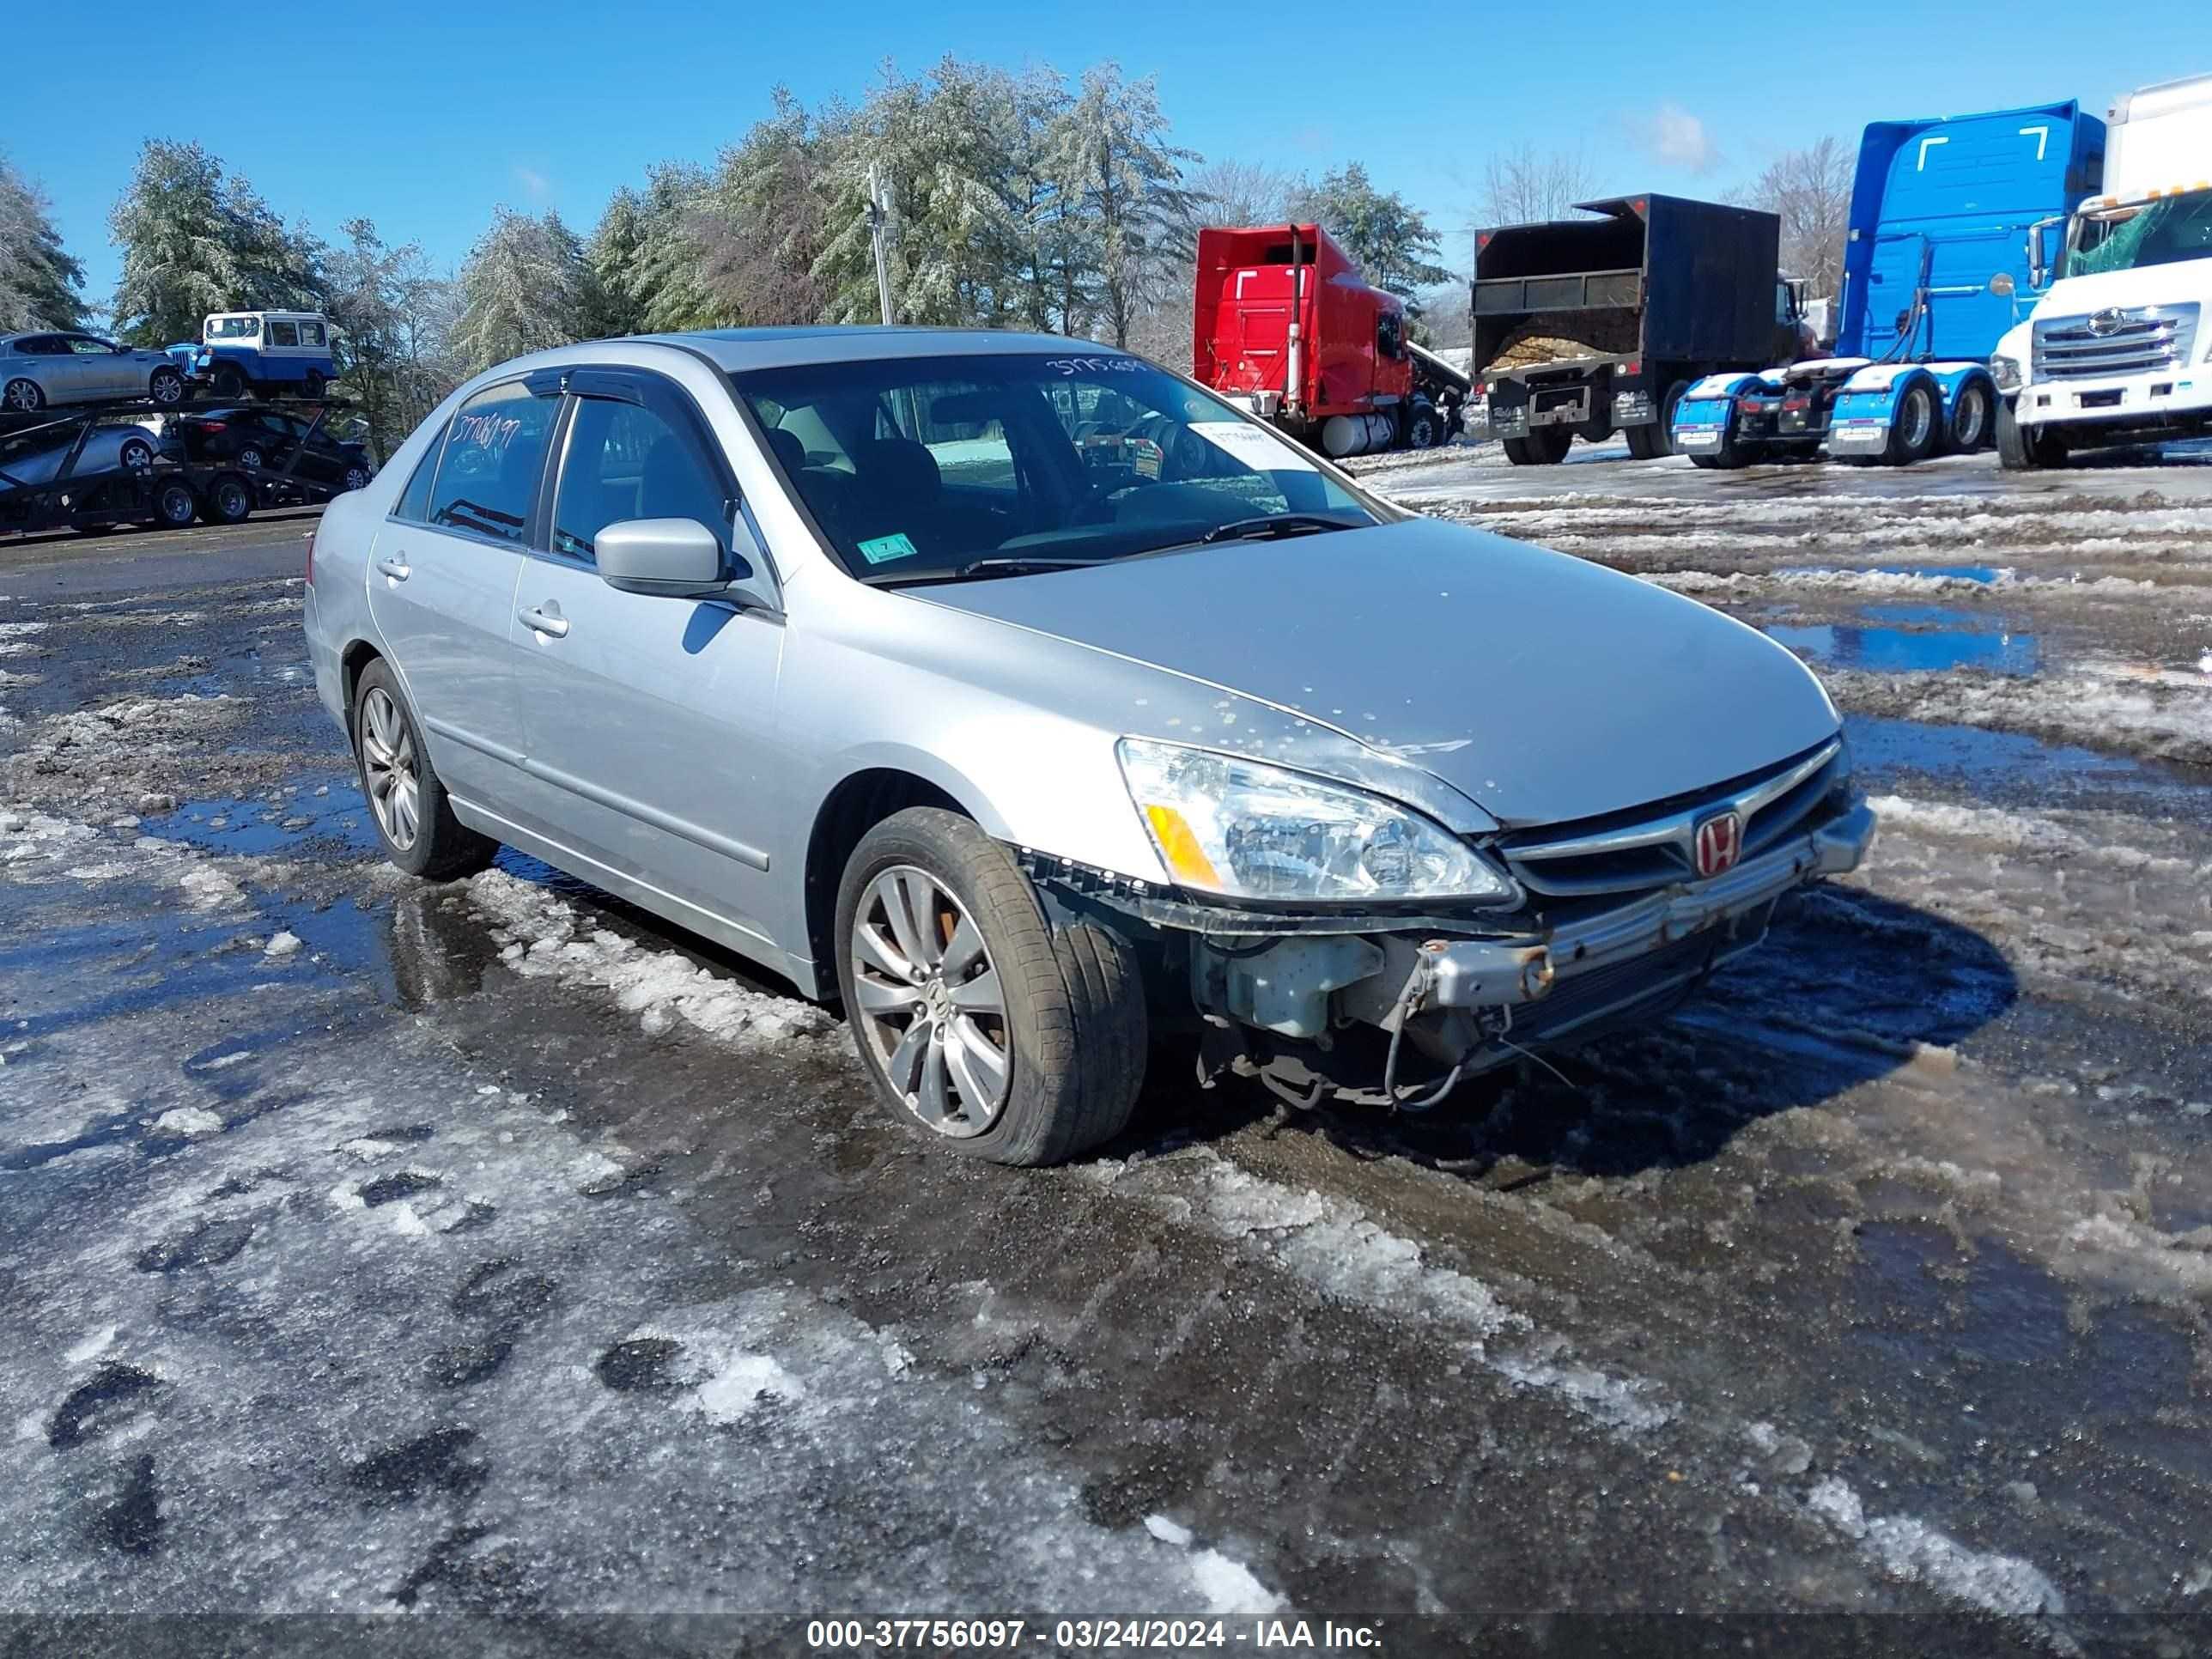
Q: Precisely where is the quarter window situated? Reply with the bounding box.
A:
[299,321,326,348]
[423,382,556,544]
[551,396,729,563]
[269,320,301,347]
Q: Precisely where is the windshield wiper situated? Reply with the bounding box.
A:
[1198,513,1366,544]
[869,555,1108,587]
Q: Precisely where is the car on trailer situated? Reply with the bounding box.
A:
[175,312,340,400]
[1,331,188,414]
[142,404,375,497]
[0,409,199,536]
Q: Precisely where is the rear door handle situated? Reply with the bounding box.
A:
[518,602,569,639]
[374,555,410,581]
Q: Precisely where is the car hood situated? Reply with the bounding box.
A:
[914,516,1841,828]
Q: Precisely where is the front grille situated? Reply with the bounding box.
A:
[1498,739,1844,900]
[2032,304,2200,380]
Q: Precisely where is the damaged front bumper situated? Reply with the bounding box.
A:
[1025,797,1877,1100]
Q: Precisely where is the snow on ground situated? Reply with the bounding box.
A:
[1823,665,2212,768]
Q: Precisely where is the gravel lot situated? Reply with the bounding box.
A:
[4,443,2211,1655]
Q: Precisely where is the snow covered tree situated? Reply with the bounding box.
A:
[1288,163,1449,310]
[695,88,830,327]
[0,154,88,331]
[1052,65,1198,348]
[586,187,650,337]
[324,217,463,455]
[108,140,325,345]
[453,207,589,373]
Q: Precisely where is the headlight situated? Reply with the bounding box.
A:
[1990,355,2022,392]
[1116,737,1516,905]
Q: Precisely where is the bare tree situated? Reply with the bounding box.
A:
[1474,144,1597,230]
[1186,158,1295,228]
[1738,137,1853,299]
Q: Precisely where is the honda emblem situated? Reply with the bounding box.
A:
[1692,811,1743,879]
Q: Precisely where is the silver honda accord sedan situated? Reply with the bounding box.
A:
[303,327,1875,1164]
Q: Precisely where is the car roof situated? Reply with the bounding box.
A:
[629,325,1128,374]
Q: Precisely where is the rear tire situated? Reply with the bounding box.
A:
[1624,422,1663,460]
[1996,398,2065,471]
[301,372,326,402]
[1504,426,1571,465]
[3,378,43,414]
[835,806,1146,1166]
[201,473,252,526]
[1875,379,1941,466]
[118,436,155,471]
[1403,400,1439,450]
[352,659,497,881]
[151,480,197,529]
[1945,377,1994,453]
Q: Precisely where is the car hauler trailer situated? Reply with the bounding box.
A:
[0,397,368,536]
[1465,194,1793,465]
[1194,223,1472,457]
[1673,100,2106,468]
[1995,74,2212,468]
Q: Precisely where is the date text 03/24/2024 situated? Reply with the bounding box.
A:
[805,1619,1387,1650]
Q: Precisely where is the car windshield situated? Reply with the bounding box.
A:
[207,317,260,340]
[2063,188,2212,278]
[728,350,1376,582]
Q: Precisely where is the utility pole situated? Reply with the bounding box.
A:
[867,162,896,328]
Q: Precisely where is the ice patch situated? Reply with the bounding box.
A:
[1187,1548,1286,1616]
[1145,1514,1194,1547]
[1808,1476,2064,1620]
[469,869,836,1048]
[152,1107,223,1138]
[690,1352,804,1423]
[64,1326,118,1366]
[263,930,301,957]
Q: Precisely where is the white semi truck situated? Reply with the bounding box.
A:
[1995,72,2212,467]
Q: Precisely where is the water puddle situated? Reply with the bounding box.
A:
[1766,620,2040,676]
[1849,714,2212,815]
[149,775,375,856]
[1777,562,2009,585]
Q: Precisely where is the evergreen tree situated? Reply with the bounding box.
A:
[0,154,88,331]
[1285,163,1449,310]
[108,140,325,344]
[586,187,650,337]
[453,207,588,373]
[696,87,829,327]
[1053,65,1198,348]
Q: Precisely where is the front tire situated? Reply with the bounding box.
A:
[1996,398,2065,471]
[352,659,496,881]
[211,364,246,400]
[1403,400,1439,450]
[835,807,1146,1166]
[118,436,154,471]
[149,368,185,408]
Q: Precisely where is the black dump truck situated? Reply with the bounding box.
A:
[1467,194,1805,464]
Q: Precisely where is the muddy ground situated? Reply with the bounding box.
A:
[3,445,2211,1656]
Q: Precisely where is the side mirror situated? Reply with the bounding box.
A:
[596,515,780,612]
[2025,216,2064,292]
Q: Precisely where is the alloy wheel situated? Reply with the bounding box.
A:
[1902,387,1934,452]
[360,688,422,851]
[849,864,1011,1137]
[3,380,39,413]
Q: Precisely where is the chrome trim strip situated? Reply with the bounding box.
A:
[1510,739,1841,863]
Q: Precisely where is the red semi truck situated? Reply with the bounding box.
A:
[1193,223,1471,458]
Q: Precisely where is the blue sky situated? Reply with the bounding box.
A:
[13,0,2211,319]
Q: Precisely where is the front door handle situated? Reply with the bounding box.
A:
[518,602,569,639]
[374,555,410,581]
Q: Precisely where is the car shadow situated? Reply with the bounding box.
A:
[1109,886,2018,1188]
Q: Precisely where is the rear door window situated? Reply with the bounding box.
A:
[269,320,301,347]
[423,382,557,544]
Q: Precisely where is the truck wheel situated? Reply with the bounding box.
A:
[201,474,252,526]
[211,364,246,400]
[1946,378,1994,453]
[302,372,326,401]
[1881,380,1941,466]
[1505,427,1571,465]
[152,481,197,529]
[836,807,1146,1166]
[1404,401,1439,450]
[1657,380,1691,456]
[1996,398,2064,471]
[1625,422,1664,460]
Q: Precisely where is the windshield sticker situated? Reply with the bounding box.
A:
[1190,420,1316,472]
[856,532,919,565]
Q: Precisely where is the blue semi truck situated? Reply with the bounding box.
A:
[1671,100,2106,467]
